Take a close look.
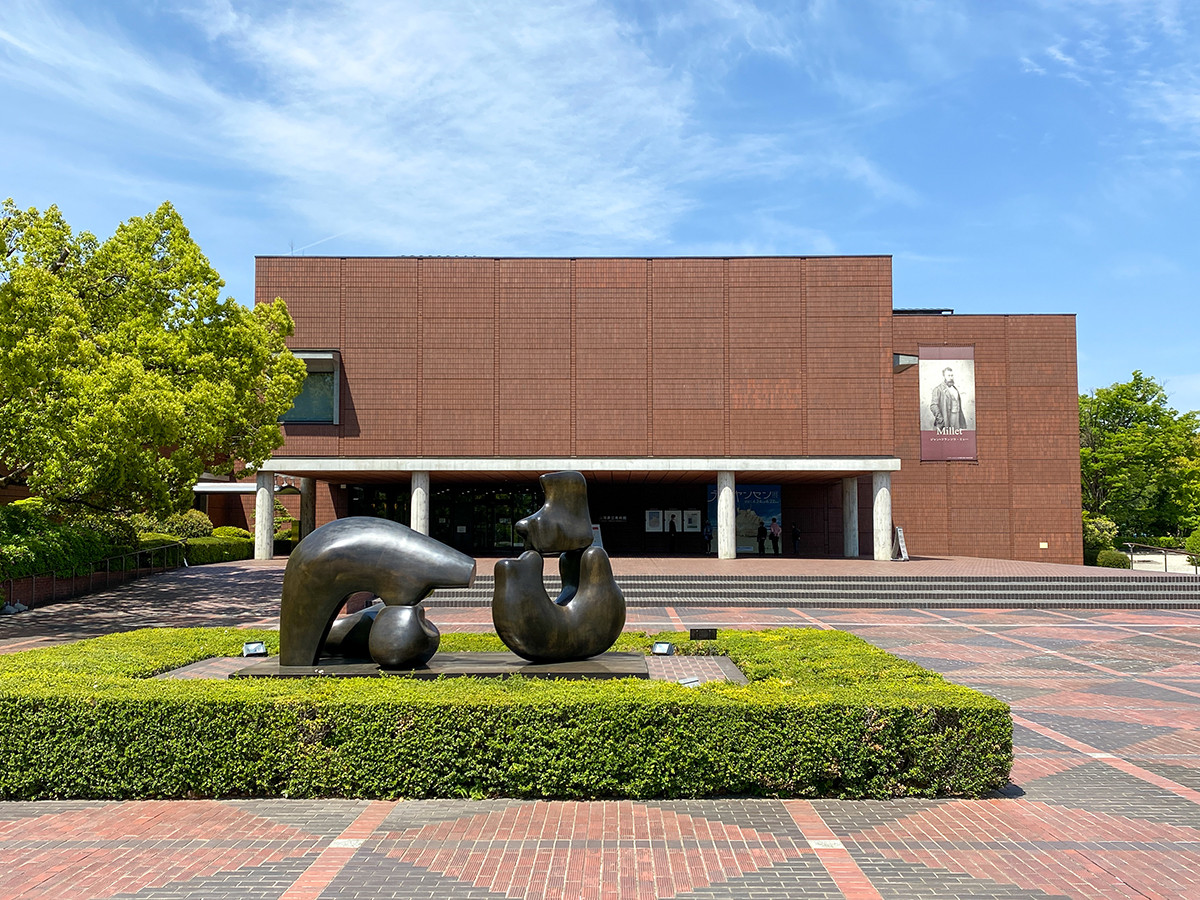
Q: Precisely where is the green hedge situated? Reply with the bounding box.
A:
[184,535,254,565]
[0,627,1011,801]
[1096,548,1131,568]
[0,499,135,580]
[212,526,253,539]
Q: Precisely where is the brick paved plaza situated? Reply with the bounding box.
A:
[3,560,1200,898]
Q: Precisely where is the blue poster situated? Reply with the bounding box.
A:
[706,484,782,554]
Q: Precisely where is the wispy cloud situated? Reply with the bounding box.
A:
[2,0,923,256]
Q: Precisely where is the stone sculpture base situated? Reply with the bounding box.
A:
[232,651,649,681]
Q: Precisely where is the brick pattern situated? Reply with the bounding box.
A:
[8,571,1200,897]
[257,256,1081,566]
[891,314,1082,565]
[261,256,895,460]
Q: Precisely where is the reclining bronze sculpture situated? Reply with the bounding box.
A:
[492,471,626,662]
[278,517,475,667]
[277,471,623,669]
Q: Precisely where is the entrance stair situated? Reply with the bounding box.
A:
[426,572,1200,609]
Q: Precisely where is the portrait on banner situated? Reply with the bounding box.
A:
[918,346,977,462]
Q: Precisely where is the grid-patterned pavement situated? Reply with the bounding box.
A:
[5,564,1200,897]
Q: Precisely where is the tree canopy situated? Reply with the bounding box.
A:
[0,199,306,517]
[1080,372,1200,538]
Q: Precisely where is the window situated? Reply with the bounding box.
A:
[281,350,340,424]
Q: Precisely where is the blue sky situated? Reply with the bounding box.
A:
[3,0,1198,410]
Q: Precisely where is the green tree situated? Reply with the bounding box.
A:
[0,199,306,516]
[1079,372,1200,538]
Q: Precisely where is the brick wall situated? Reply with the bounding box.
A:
[891,314,1082,564]
[259,255,894,459]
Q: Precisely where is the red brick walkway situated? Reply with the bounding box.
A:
[5,564,1200,897]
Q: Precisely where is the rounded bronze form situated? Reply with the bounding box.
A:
[493,472,626,663]
[368,605,441,669]
[279,517,475,667]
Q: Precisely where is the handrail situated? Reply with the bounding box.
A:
[1123,542,1198,574]
[2,540,189,612]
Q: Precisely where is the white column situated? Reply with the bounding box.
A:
[410,471,430,535]
[842,476,860,559]
[872,471,892,562]
[299,477,317,539]
[717,470,736,560]
[254,471,274,560]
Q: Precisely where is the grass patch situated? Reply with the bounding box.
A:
[0,627,1010,801]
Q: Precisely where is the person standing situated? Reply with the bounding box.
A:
[756,521,767,556]
[702,519,713,556]
[667,513,678,554]
[769,517,781,555]
[790,522,801,556]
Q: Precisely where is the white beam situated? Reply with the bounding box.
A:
[872,471,892,562]
[254,471,274,560]
[410,471,430,535]
[717,471,736,560]
[260,455,902,475]
[842,476,859,559]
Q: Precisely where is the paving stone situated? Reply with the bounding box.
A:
[0,800,114,821]
[1011,655,1101,674]
[221,799,370,837]
[639,799,808,840]
[1081,678,1199,704]
[322,850,512,899]
[671,855,842,899]
[1017,761,1200,827]
[851,854,1072,899]
[892,653,979,671]
[106,856,316,900]
[813,799,939,837]
[1012,721,1081,751]
[380,800,521,833]
[1019,711,1177,753]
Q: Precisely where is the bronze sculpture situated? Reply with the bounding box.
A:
[493,471,626,662]
[278,517,475,667]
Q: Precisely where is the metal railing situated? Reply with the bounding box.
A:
[1123,542,1199,575]
[3,540,188,611]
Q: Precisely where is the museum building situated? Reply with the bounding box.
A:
[208,255,1083,564]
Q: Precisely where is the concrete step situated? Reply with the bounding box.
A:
[425,572,1200,608]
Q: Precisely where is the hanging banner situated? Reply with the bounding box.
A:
[706,484,782,554]
[919,346,977,461]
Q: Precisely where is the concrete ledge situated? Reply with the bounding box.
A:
[258,455,902,474]
[231,651,650,680]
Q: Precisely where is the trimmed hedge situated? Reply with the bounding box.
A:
[1096,548,1131,568]
[184,535,254,565]
[212,526,253,539]
[0,627,1011,801]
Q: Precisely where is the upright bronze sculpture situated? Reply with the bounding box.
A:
[493,471,626,662]
[279,517,475,667]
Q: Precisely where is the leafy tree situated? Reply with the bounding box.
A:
[0,200,306,517]
[1079,372,1200,538]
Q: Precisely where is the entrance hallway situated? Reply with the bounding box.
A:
[253,455,901,562]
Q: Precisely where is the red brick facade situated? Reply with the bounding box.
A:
[251,255,1082,564]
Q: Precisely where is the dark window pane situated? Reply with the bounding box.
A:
[281,372,335,422]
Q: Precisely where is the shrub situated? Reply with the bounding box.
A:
[1186,527,1200,567]
[161,510,214,538]
[184,535,254,565]
[138,532,181,550]
[1082,514,1118,565]
[212,526,252,539]
[0,501,134,580]
[1096,548,1131,568]
[0,628,1012,801]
